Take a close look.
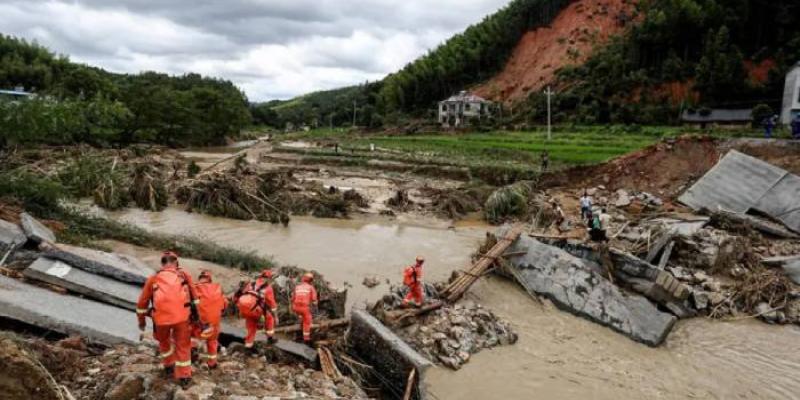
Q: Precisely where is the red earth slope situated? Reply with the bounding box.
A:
[473,0,636,104]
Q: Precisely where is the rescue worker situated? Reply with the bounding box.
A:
[291,272,318,344]
[191,270,227,369]
[233,270,278,349]
[402,256,425,307]
[136,251,198,388]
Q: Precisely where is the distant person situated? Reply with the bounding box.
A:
[552,202,565,227]
[402,256,425,307]
[292,272,318,344]
[540,150,550,172]
[598,208,612,242]
[791,115,800,140]
[763,115,777,138]
[579,190,593,221]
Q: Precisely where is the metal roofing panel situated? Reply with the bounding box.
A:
[679,150,788,213]
[753,173,800,233]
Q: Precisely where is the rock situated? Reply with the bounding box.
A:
[0,219,26,253]
[104,373,147,400]
[361,276,380,288]
[756,302,779,324]
[174,381,216,400]
[691,290,709,310]
[708,292,727,306]
[702,280,722,293]
[20,213,55,244]
[0,334,64,400]
[614,189,632,207]
[781,260,800,285]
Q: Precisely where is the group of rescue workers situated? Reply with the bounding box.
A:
[136,251,426,388]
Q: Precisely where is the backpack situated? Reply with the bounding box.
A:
[151,269,191,324]
[196,282,225,325]
[592,215,602,230]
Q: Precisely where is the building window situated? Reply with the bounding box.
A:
[465,103,471,111]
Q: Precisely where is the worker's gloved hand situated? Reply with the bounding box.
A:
[138,319,146,331]
[259,315,265,324]
[190,305,200,323]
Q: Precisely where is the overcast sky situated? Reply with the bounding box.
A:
[0,0,509,101]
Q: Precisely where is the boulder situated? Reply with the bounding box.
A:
[614,189,632,207]
[0,219,26,253]
[501,230,676,346]
[19,213,56,245]
[782,260,800,285]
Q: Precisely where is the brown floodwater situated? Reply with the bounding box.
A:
[101,207,800,399]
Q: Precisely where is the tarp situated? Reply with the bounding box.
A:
[679,150,800,233]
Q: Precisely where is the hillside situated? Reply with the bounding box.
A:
[274,0,800,127]
[473,0,635,103]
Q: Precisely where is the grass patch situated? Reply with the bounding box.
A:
[54,207,275,271]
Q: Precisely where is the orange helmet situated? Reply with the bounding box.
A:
[199,270,213,282]
[161,251,179,266]
[301,272,314,283]
[415,255,425,264]
[261,269,273,279]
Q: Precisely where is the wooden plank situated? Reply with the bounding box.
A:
[402,368,417,400]
[645,233,673,263]
[657,241,675,270]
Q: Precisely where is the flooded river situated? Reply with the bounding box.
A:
[104,207,800,400]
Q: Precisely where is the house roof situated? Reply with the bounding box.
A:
[679,150,800,233]
[0,89,33,97]
[441,91,490,103]
[681,109,752,123]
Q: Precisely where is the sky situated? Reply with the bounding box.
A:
[0,0,509,101]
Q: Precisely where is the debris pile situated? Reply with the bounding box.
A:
[8,333,368,400]
[395,301,517,370]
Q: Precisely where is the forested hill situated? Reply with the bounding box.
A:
[0,34,251,147]
[266,0,573,127]
[271,0,800,127]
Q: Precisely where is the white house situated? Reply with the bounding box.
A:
[438,91,492,127]
[781,62,800,125]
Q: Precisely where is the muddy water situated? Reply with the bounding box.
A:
[428,277,800,400]
[101,207,487,309]
[102,207,800,399]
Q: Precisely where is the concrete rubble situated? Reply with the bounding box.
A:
[20,212,56,244]
[43,243,150,285]
[0,274,146,345]
[0,219,26,254]
[348,309,431,400]
[499,230,676,346]
[394,301,517,370]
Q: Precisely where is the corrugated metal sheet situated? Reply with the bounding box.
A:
[679,150,800,233]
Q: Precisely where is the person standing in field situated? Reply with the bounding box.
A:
[579,190,593,221]
[540,150,550,172]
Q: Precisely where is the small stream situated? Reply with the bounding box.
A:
[100,206,800,399]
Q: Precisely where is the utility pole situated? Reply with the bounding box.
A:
[544,86,553,140]
[329,114,333,131]
[352,101,357,128]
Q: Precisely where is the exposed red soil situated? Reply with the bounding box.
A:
[473,0,636,104]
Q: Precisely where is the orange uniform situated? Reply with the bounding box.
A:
[402,259,424,306]
[291,275,318,342]
[136,263,199,380]
[235,274,278,348]
[191,275,227,367]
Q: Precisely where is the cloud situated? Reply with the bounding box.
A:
[0,0,509,101]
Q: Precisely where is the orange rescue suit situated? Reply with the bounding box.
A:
[192,280,227,367]
[236,281,278,347]
[402,263,424,306]
[291,282,317,341]
[136,266,198,379]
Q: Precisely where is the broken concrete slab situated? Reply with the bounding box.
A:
[42,243,149,285]
[23,257,141,311]
[646,233,674,263]
[714,209,799,239]
[349,309,431,400]
[0,219,26,253]
[0,274,146,345]
[503,233,676,346]
[679,150,800,233]
[657,241,676,270]
[19,212,55,245]
[781,260,800,285]
[762,254,800,267]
